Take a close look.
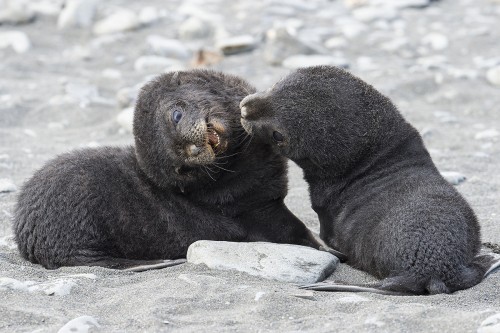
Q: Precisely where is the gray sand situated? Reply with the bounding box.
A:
[1,0,500,332]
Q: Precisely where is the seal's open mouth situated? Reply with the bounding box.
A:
[207,125,220,149]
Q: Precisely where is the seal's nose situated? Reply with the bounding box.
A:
[187,144,202,156]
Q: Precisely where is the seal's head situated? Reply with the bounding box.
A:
[134,69,255,188]
[240,66,397,174]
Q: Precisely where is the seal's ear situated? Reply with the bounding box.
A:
[171,71,181,86]
[240,92,270,120]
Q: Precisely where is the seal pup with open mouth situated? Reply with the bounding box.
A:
[240,65,499,295]
[13,69,337,271]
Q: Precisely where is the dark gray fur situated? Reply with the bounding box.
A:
[13,69,323,270]
[240,65,499,295]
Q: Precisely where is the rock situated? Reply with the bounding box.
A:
[357,56,378,71]
[0,0,35,25]
[178,16,212,40]
[58,316,100,333]
[30,0,62,16]
[391,0,433,8]
[62,45,92,61]
[0,178,17,193]
[352,6,398,22]
[473,56,500,69]
[187,241,339,284]
[133,55,183,72]
[282,55,349,70]
[486,66,500,86]
[291,290,315,300]
[478,313,500,333]
[433,111,458,123]
[0,31,31,53]
[264,26,319,65]
[139,6,161,26]
[216,35,256,55]
[190,49,224,68]
[57,0,97,29]
[475,129,499,140]
[421,32,449,51]
[116,107,134,133]
[379,37,409,52]
[440,171,466,185]
[146,35,191,59]
[93,9,140,35]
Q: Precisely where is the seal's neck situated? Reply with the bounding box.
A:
[301,124,433,205]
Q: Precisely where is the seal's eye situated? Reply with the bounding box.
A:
[272,131,284,142]
[172,109,183,124]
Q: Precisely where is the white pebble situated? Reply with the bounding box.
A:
[324,37,347,49]
[58,316,100,333]
[486,66,500,86]
[57,0,97,29]
[146,35,191,59]
[101,68,122,80]
[116,107,134,133]
[0,31,31,53]
[421,32,449,51]
[0,1,35,24]
[215,35,256,55]
[352,6,398,22]
[23,129,37,137]
[178,16,212,40]
[440,171,466,185]
[478,313,500,333]
[139,6,161,26]
[254,291,265,301]
[93,9,140,35]
[475,129,499,140]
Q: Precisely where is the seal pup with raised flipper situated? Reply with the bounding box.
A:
[240,65,499,295]
[14,69,338,271]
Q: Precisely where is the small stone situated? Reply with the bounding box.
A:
[0,178,17,193]
[440,171,466,185]
[357,56,378,71]
[58,316,100,333]
[30,0,62,16]
[475,129,499,140]
[392,0,432,8]
[486,66,500,86]
[264,26,319,65]
[116,107,134,133]
[133,56,183,72]
[0,0,36,25]
[62,45,92,61]
[146,35,191,59]
[216,35,256,55]
[324,37,347,49]
[254,291,265,301]
[64,82,99,107]
[187,241,339,284]
[282,55,349,70]
[478,313,500,333]
[421,32,449,51]
[101,68,122,80]
[178,16,212,40]
[0,31,31,53]
[433,111,458,124]
[139,6,161,26]
[352,6,398,22]
[57,0,97,29]
[379,37,409,52]
[291,290,315,300]
[416,55,448,69]
[93,9,140,35]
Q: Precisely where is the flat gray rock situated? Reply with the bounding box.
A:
[187,240,338,284]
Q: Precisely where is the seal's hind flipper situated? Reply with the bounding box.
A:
[484,257,500,277]
[86,257,186,271]
[299,282,408,296]
[124,259,187,272]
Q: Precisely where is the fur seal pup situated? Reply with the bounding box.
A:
[13,69,336,271]
[240,66,500,295]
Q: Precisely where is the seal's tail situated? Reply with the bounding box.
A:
[300,254,500,296]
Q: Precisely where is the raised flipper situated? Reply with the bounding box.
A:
[304,228,348,262]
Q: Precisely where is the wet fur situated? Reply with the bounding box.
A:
[240,65,499,295]
[13,69,320,270]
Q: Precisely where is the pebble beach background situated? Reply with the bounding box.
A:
[1,0,500,332]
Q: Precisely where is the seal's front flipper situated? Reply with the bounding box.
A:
[319,245,348,263]
[299,282,407,296]
[124,259,187,272]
